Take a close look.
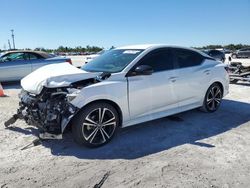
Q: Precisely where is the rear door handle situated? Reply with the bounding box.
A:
[169,77,178,82]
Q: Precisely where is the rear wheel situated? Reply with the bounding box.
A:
[201,83,223,112]
[72,102,119,147]
[232,54,237,59]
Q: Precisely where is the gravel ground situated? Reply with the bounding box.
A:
[1,82,250,188]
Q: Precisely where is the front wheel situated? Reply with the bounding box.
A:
[72,102,119,147]
[201,83,223,112]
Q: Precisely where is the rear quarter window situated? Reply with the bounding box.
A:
[29,53,43,60]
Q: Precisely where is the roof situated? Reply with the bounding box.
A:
[116,44,196,51]
[115,44,208,56]
[116,44,159,50]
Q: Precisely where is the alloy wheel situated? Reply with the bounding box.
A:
[82,107,117,145]
[206,86,222,111]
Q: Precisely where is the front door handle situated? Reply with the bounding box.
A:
[169,77,178,82]
[203,70,210,75]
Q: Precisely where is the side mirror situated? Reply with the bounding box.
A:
[131,65,153,76]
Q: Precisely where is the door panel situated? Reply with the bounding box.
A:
[0,53,32,81]
[128,71,178,120]
[26,52,48,71]
[127,48,178,121]
[31,59,48,71]
[174,65,211,108]
[172,48,211,109]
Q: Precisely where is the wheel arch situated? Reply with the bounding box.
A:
[73,99,123,128]
[212,81,224,96]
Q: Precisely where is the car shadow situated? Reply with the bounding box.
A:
[6,99,250,159]
[39,99,250,160]
[7,126,38,135]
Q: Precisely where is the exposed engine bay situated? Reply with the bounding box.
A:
[4,72,111,137]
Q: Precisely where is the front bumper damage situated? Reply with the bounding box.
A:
[5,89,79,139]
[4,64,111,140]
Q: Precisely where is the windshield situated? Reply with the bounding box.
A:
[202,50,209,54]
[82,49,143,73]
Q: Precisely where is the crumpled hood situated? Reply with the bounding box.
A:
[21,63,99,95]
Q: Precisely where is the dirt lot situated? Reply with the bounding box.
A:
[1,82,250,188]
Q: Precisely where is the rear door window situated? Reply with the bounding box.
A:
[173,48,204,68]
[28,53,41,60]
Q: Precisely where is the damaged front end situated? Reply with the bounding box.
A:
[4,61,112,139]
[5,87,79,136]
[4,76,109,139]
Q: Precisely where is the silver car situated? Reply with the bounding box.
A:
[0,50,72,82]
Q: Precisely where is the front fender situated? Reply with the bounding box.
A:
[70,79,130,124]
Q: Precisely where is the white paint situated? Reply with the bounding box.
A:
[21,45,229,129]
[21,62,99,94]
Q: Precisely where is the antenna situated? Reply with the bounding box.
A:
[11,29,15,49]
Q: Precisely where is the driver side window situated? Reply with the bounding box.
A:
[137,48,174,72]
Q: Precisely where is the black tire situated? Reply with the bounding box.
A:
[232,54,237,59]
[200,83,223,113]
[72,102,119,147]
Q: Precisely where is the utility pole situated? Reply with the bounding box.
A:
[11,29,15,49]
[8,40,11,50]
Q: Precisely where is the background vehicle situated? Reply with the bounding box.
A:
[229,62,250,83]
[0,50,72,82]
[232,48,250,59]
[202,49,225,62]
[222,49,232,54]
[6,45,229,147]
[85,50,106,64]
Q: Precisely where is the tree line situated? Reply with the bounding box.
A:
[1,44,249,53]
[0,45,105,53]
[34,45,104,53]
[194,44,250,51]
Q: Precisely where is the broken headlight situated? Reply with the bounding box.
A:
[66,88,81,102]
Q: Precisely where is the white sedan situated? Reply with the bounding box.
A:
[6,44,229,147]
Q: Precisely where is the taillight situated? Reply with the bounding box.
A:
[66,59,72,65]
